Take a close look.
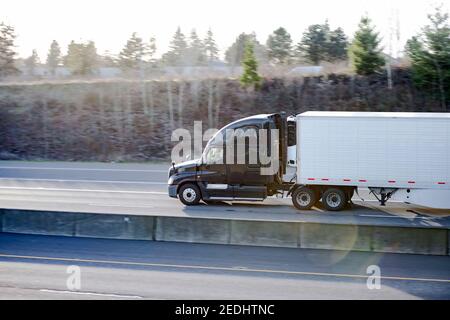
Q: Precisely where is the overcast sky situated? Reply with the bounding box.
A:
[2,0,448,60]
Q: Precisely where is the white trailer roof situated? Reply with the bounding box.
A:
[298,111,450,119]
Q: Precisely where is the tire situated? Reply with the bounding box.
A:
[322,188,347,211]
[178,183,201,206]
[292,186,317,210]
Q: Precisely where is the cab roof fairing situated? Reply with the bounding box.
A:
[205,113,278,149]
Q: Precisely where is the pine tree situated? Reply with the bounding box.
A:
[204,28,219,62]
[406,7,450,109]
[296,22,349,63]
[225,33,267,67]
[267,27,292,64]
[25,49,40,76]
[82,41,98,75]
[187,29,206,66]
[297,23,329,65]
[64,41,83,74]
[162,27,188,66]
[119,32,148,70]
[226,33,247,66]
[0,22,19,78]
[327,27,348,61]
[240,41,261,89]
[46,40,62,75]
[148,37,157,64]
[99,50,117,67]
[64,40,98,75]
[350,16,385,75]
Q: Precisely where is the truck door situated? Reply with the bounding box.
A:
[197,145,233,199]
[227,125,267,199]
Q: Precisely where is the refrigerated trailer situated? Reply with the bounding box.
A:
[293,111,450,210]
[168,111,450,211]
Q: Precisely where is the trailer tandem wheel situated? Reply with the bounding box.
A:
[322,187,347,211]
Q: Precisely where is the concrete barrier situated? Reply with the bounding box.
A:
[230,220,299,248]
[2,209,78,236]
[75,214,154,241]
[371,226,448,255]
[300,223,372,252]
[155,217,230,244]
[0,209,448,256]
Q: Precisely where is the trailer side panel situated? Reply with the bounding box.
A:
[296,112,450,190]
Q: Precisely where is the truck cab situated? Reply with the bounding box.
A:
[168,113,290,205]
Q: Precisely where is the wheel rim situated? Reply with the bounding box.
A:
[326,192,341,208]
[296,192,311,206]
[182,188,197,202]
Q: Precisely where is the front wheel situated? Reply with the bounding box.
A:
[178,183,201,205]
[322,188,347,211]
[292,186,317,210]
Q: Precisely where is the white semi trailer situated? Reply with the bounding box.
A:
[292,111,450,210]
[168,111,450,211]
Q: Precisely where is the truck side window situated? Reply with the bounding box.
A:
[205,147,223,164]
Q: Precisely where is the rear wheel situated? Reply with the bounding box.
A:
[292,186,317,210]
[322,188,347,211]
[178,183,201,205]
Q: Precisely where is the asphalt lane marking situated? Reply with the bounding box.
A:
[359,214,434,220]
[0,186,166,195]
[0,254,449,284]
[0,178,165,185]
[0,196,161,208]
[87,203,155,208]
[39,289,143,299]
[0,166,167,173]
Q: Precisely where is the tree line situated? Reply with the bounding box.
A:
[239,8,449,108]
[0,17,384,76]
[0,8,448,107]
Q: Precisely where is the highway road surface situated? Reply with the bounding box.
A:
[0,233,449,299]
[0,161,449,228]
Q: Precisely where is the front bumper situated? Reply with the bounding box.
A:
[168,185,178,198]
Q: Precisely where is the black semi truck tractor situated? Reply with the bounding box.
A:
[167,113,297,206]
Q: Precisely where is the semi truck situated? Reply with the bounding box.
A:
[168,111,450,211]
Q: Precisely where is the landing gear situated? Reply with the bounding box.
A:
[369,187,397,206]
